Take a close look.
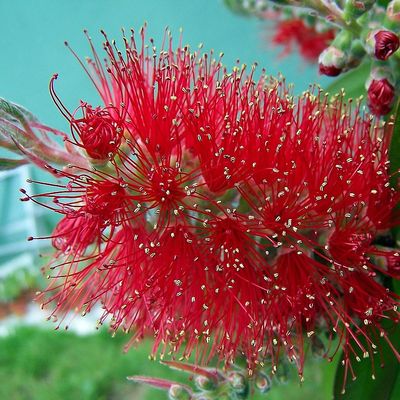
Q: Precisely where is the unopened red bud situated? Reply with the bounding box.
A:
[168,384,192,400]
[367,78,395,116]
[72,104,122,161]
[227,371,248,394]
[255,372,271,393]
[318,47,346,76]
[366,30,400,60]
[387,0,400,22]
[195,375,216,391]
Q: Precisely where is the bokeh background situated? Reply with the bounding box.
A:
[0,1,332,399]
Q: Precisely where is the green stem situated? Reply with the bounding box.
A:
[305,0,363,35]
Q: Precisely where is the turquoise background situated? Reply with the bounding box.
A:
[0,0,326,131]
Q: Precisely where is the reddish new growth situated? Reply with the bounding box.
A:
[24,28,399,382]
[272,19,335,62]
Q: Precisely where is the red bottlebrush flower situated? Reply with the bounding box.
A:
[367,78,395,116]
[82,28,194,160]
[367,29,400,61]
[272,19,335,62]
[26,28,400,381]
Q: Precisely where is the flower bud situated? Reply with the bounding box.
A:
[366,29,400,60]
[195,375,217,391]
[387,0,400,22]
[254,372,271,393]
[227,371,248,394]
[318,47,347,76]
[366,70,396,116]
[168,384,192,400]
[72,104,122,162]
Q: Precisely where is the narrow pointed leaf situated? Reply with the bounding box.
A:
[0,117,34,149]
[0,158,28,170]
[127,375,192,393]
[161,360,219,381]
[127,375,176,390]
[0,97,38,125]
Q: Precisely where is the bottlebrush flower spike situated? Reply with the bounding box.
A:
[272,19,335,62]
[25,28,399,384]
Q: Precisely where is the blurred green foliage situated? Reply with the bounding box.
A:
[0,268,39,302]
[0,326,338,400]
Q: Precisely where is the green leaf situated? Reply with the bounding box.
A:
[387,100,400,243]
[0,97,39,152]
[325,62,370,100]
[333,282,400,399]
[0,118,32,150]
[333,319,400,399]
[394,278,400,295]
[0,97,38,126]
[389,100,400,181]
[0,157,28,170]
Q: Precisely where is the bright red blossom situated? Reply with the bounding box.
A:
[272,19,335,62]
[25,29,400,380]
